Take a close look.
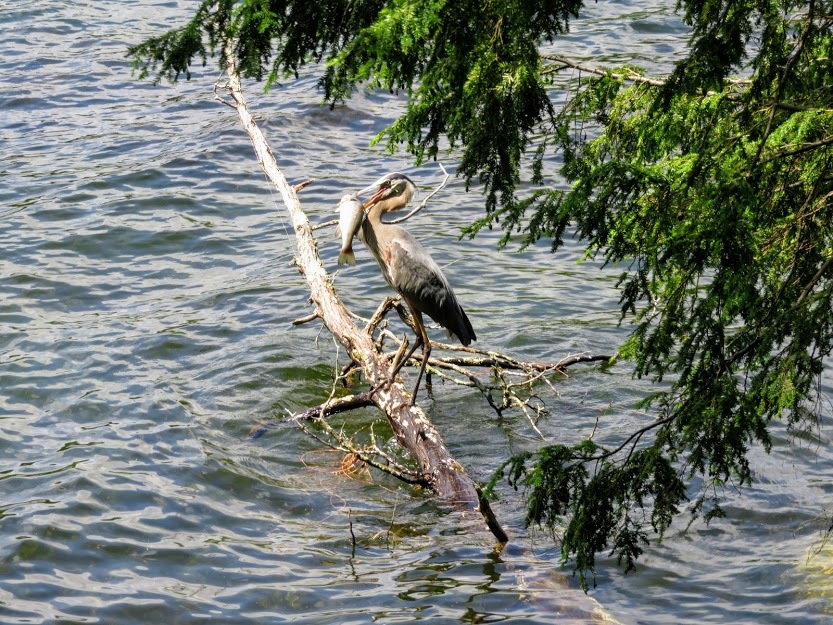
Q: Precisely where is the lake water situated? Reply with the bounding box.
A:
[2,1,832,623]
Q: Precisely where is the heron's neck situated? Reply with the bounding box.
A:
[365,202,388,227]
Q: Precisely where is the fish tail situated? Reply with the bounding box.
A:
[338,245,356,267]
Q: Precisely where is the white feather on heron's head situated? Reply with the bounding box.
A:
[358,172,417,213]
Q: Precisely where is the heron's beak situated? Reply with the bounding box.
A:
[357,173,396,197]
[361,186,387,210]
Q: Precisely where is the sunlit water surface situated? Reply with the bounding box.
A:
[2,1,832,623]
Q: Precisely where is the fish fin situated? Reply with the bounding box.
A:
[338,250,356,267]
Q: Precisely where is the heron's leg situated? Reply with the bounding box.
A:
[379,303,430,404]
[408,308,431,406]
[389,301,424,379]
[375,325,420,396]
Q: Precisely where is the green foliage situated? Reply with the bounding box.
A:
[499,0,832,587]
[130,0,833,589]
[328,0,583,217]
[128,1,386,86]
[127,1,229,82]
[129,0,582,214]
[589,448,684,582]
[489,439,687,590]
[553,4,832,470]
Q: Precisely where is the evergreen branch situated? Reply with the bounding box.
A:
[752,0,818,167]
[772,102,831,112]
[587,414,677,463]
[797,255,833,305]
[767,135,833,161]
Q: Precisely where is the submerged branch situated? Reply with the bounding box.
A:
[248,391,377,439]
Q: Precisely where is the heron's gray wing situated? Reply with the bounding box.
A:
[386,236,476,345]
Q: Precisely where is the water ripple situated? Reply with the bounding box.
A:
[1,1,831,624]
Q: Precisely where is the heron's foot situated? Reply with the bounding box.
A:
[408,375,434,406]
[424,372,435,401]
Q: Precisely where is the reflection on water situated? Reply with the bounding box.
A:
[1,1,832,623]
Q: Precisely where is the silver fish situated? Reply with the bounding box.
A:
[335,193,364,266]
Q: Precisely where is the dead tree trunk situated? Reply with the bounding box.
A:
[219,49,508,543]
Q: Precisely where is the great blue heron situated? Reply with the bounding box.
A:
[357,172,476,403]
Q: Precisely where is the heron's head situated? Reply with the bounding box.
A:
[359,173,416,213]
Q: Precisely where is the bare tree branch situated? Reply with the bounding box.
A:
[385,162,451,224]
[540,54,665,86]
[219,43,508,543]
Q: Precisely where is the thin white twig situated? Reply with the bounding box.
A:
[385,163,451,224]
[312,218,340,231]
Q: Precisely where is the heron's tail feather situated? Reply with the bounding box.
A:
[446,307,475,346]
